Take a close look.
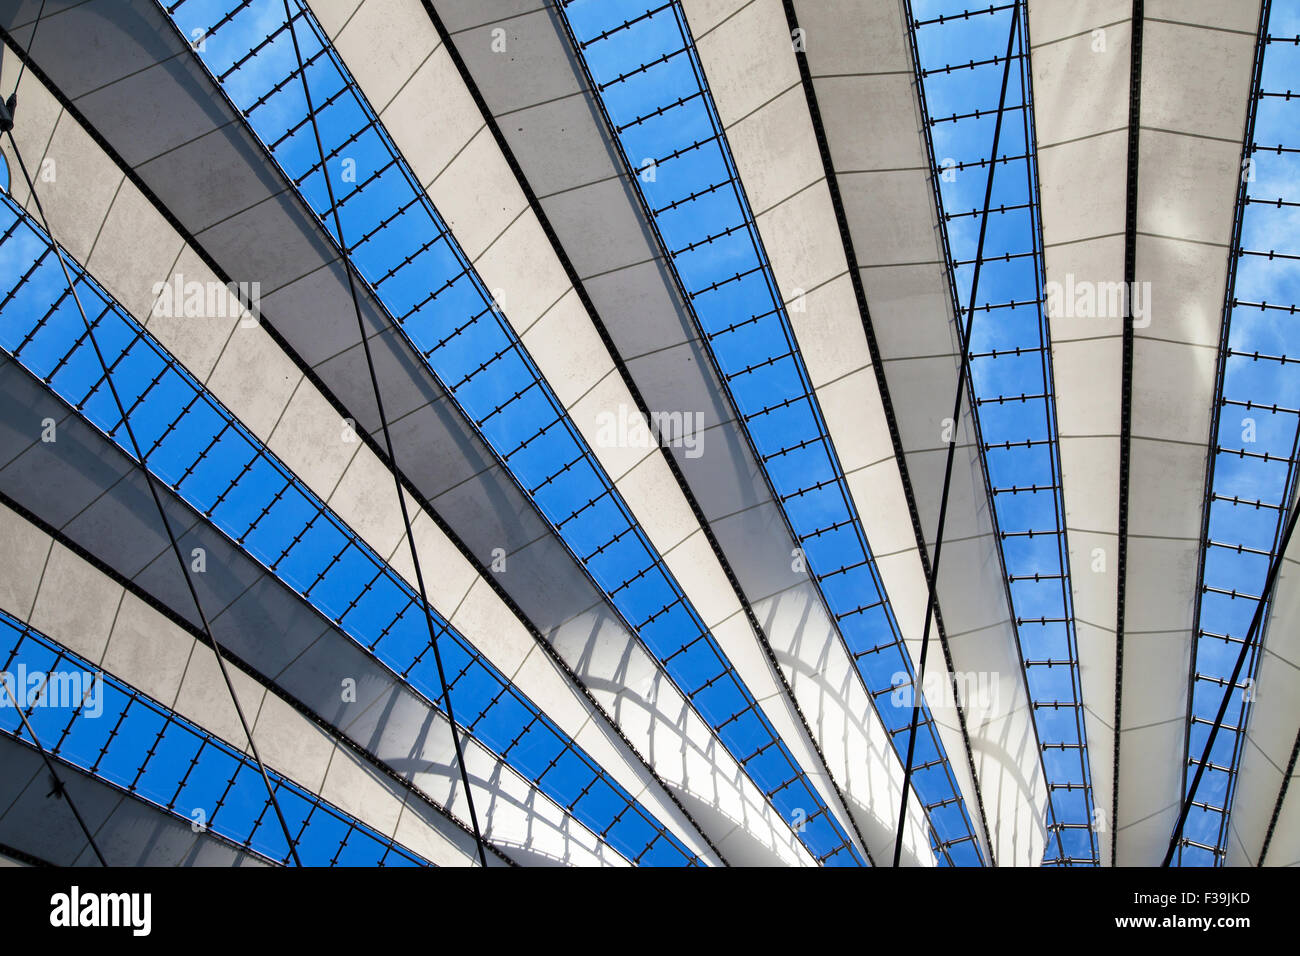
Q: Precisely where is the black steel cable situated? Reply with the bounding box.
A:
[893,0,1020,867]
[0,0,114,869]
[280,0,488,867]
[6,0,46,96]
[3,130,304,866]
[1162,495,1300,866]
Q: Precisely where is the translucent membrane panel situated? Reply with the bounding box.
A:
[159,0,858,864]
[0,610,427,866]
[1182,2,1300,868]
[910,0,1096,864]
[556,0,982,864]
[0,195,696,867]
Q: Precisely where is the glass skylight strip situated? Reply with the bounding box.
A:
[908,0,1098,865]
[0,609,427,866]
[554,0,982,865]
[158,0,860,864]
[1182,1,1300,867]
[0,196,696,868]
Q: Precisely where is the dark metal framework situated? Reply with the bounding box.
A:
[896,0,1021,867]
[0,609,429,866]
[0,9,719,868]
[904,0,1098,865]
[1261,724,1300,863]
[1168,491,1300,865]
[159,0,856,863]
[0,621,107,867]
[554,0,983,866]
[1114,0,1144,869]
[0,193,693,866]
[780,0,996,863]
[1179,0,1300,867]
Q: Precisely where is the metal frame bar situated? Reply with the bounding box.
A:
[1112,0,1145,867]
[1260,722,1300,864]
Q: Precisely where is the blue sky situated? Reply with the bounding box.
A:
[564,0,986,864]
